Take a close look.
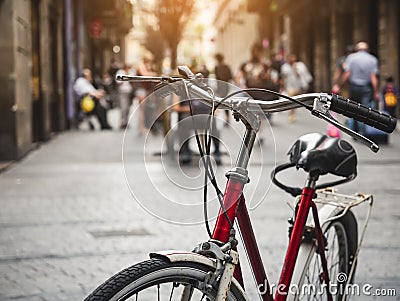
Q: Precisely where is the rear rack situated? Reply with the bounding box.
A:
[313,187,373,299]
[314,187,373,225]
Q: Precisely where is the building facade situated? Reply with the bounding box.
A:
[273,0,400,92]
[0,0,132,161]
[213,0,400,92]
[0,0,65,160]
[213,0,261,73]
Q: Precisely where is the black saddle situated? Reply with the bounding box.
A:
[288,133,357,177]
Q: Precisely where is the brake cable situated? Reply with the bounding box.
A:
[181,81,232,237]
[181,85,314,238]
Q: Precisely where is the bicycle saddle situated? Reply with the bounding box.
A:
[288,133,357,177]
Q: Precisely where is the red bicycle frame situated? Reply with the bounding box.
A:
[210,128,332,301]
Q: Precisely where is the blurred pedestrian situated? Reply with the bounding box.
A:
[236,43,278,143]
[280,54,312,122]
[236,43,267,92]
[214,53,233,124]
[136,55,157,134]
[107,60,120,108]
[381,76,399,118]
[108,59,120,90]
[338,41,379,133]
[101,72,115,109]
[73,68,112,130]
[237,44,280,100]
[270,52,284,84]
[215,53,233,95]
[117,64,135,129]
[331,45,354,97]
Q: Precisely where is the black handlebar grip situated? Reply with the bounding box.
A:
[330,94,397,133]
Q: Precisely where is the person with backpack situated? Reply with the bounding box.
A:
[73,68,112,130]
[338,41,379,134]
[382,76,399,118]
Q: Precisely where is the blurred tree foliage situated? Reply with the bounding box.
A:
[144,26,165,73]
[155,0,195,71]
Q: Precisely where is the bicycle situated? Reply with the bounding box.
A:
[84,66,397,301]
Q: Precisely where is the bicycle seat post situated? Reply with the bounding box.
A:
[305,170,319,190]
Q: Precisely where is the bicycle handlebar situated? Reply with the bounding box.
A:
[188,81,396,134]
[116,69,397,139]
[178,80,317,113]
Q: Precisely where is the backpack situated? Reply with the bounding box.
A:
[80,95,95,113]
[384,87,397,107]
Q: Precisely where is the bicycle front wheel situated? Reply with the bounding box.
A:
[84,257,247,301]
[290,211,358,301]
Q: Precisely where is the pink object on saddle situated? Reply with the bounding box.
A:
[327,123,341,138]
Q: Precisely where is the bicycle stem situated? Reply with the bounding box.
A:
[212,123,259,240]
[235,125,258,169]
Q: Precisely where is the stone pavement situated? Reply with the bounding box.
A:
[0,108,399,300]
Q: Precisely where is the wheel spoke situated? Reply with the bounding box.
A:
[297,220,352,301]
[169,283,175,301]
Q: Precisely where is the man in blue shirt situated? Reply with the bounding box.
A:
[339,41,379,133]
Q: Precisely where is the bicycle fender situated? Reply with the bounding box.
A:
[307,203,343,231]
[150,250,216,268]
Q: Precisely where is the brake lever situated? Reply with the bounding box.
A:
[177,65,208,89]
[312,93,379,153]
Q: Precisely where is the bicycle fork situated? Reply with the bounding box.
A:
[191,237,240,301]
[215,249,240,300]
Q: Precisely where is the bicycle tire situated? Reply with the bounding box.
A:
[289,211,358,301]
[84,257,247,301]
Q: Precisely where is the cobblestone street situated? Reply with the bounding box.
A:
[0,109,399,300]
